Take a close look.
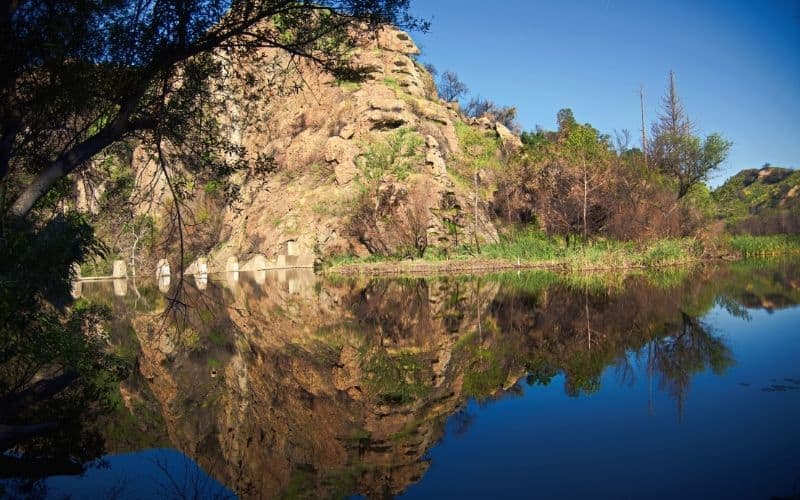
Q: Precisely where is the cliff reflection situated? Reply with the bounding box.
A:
[77,258,799,499]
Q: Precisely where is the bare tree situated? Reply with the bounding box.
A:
[437,70,468,102]
[464,97,521,133]
[639,85,648,168]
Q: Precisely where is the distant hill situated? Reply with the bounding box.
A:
[713,166,800,234]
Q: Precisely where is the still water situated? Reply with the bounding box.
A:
[4,259,800,499]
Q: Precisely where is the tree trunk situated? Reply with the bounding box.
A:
[8,118,130,218]
[583,165,588,239]
[0,372,78,418]
[640,86,648,168]
[6,84,148,219]
[474,169,480,253]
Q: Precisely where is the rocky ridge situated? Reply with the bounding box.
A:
[105,25,521,273]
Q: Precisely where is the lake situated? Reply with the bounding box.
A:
[3,259,799,499]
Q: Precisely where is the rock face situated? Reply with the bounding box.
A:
[125,26,502,266]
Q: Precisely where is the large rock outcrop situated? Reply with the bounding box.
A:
[71,25,522,274]
[138,26,502,268]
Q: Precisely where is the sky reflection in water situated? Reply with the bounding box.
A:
[404,305,800,499]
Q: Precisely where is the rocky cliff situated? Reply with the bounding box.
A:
[89,25,522,273]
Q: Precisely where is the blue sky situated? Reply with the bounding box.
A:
[410,0,800,185]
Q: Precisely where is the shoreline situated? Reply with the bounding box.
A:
[324,235,800,277]
[325,256,714,277]
[324,252,800,277]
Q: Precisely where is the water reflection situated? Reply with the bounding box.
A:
[7,259,800,498]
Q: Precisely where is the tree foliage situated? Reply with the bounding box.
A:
[0,0,426,221]
[494,106,714,242]
[494,110,615,240]
[0,214,129,471]
[0,0,425,469]
[649,71,732,199]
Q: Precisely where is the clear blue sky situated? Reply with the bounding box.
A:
[410,0,800,185]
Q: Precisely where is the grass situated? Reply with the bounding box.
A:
[324,228,800,275]
[454,120,503,172]
[465,229,702,270]
[729,234,800,257]
[382,77,401,91]
[481,229,562,261]
[335,78,360,92]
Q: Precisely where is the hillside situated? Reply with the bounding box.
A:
[713,166,800,234]
[76,26,520,274]
[69,26,800,278]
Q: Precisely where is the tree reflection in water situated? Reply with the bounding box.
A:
[2,258,798,498]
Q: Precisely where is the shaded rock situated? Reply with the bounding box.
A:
[425,149,447,177]
[339,124,355,140]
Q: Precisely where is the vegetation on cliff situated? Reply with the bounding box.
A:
[712,165,800,234]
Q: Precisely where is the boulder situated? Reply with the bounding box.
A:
[475,116,493,130]
[112,260,127,278]
[324,137,358,164]
[425,149,447,177]
[324,137,360,186]
[185,256,208,276]
[155,259,170,278]
[377,27,420,55]
[339,124,355,140]
[368,97,406,113]
[241,254,268,272]
[495,122,523,150]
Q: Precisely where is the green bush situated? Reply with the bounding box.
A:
[357,128,423,190]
